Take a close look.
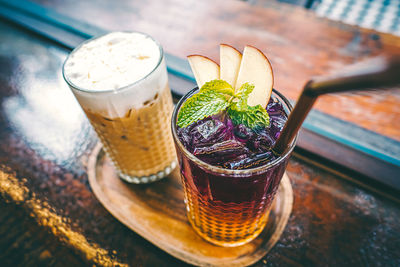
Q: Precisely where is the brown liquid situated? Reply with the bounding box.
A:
[183,180,271,246]
[84,85,176,179]
[175,147,288,247]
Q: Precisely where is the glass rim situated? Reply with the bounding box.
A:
[62,31,164,94]
[171,87,297,176]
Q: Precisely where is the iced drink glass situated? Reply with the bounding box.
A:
[171,88,296,247]
[63,32,176,183]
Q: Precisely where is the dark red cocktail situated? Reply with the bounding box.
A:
[171,88,296,246]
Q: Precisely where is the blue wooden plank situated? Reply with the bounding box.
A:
[303,110,400,166]
[0,0,98,38]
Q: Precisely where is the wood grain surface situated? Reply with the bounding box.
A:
[34,0,400,141]
[88,144,293,266]
[0,1,400,266]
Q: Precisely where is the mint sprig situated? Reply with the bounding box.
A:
[177,80,234,128]
[177,80,270,129]
[227,104,270,130]
[235,83,254,110]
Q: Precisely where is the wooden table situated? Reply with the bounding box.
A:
[0,0,399,266]
[31,0,400,140]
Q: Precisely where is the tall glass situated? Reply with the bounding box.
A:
[63,32,176,184]
[171,88,296,247]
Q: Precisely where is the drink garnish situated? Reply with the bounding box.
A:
[177,79,269,129]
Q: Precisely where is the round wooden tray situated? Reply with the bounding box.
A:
[88,144,293,267]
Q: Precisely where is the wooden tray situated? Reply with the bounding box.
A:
[88,144,293,267]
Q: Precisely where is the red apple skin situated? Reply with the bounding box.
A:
[246,45,274,85]
[235,45,274,108]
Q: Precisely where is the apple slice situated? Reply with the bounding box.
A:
[235,45,273,108]
[187,55,220,88]
[220,44,242,88]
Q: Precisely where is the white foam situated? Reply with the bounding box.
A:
[63,32,168,118]
[64,32,160,90]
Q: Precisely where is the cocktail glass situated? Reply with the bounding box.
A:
[171,87,296,246]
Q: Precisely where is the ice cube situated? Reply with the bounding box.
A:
[190,117,230,148]
[248,129,275,153]
[194,140,249,165]
[197,120,223,140]
[267,98,287,133]
[267,99,284,115]
[177,126,193,151]
[271,116,287,129]
[233,124,254,142]
[223,151,275,169]
[177,116,228,152]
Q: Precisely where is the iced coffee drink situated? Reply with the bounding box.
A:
[63,32,176,183]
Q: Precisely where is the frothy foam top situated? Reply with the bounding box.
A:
[64,32,161,91]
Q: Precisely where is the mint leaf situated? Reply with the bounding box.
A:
[235,83,254,110]
[177,80,234,128]
[228,104,270,129]
[200,80,235,96]
[177,79,270,130]
[177,91,230,128]
[228,82,269,129]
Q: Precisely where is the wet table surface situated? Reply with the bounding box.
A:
[1,0,400,266]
